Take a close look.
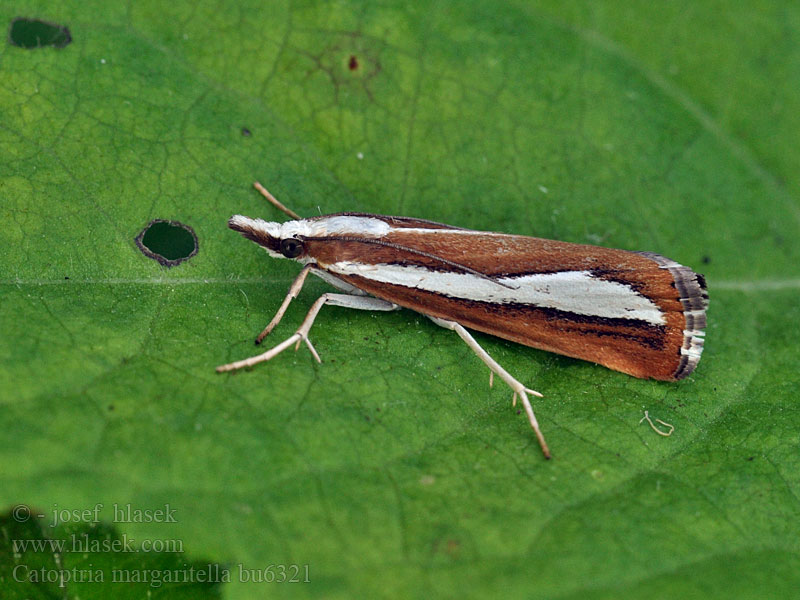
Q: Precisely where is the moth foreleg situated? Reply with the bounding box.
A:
[255,264,313,345]
[427,316,551,459]
[216,294,399,373]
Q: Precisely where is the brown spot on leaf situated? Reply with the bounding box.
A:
[445,539,460,558]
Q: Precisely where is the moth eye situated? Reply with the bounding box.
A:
[279,237,304,258]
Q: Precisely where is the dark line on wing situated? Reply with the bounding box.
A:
[488,302,666,350]
[378,261,651,298]
[344,274,667,350]
[302,236,517,290]
[349,258,649,295]
[489,301,666,349]
[589,268,648,293]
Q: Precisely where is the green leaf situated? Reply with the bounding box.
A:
[2,1,799,599]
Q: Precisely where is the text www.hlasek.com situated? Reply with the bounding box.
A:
[13,533,182,554]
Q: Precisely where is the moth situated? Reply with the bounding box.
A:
[217,182,708,458]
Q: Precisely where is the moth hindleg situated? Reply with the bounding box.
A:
[428,316,550,459]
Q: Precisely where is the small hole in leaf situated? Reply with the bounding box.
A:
[241,127,251,137]
[348,55,359,70]
[8,17,71,49]
[135,220,198,267]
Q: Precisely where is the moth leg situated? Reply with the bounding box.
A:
[428,316,550,459]
[216,294,399,373]
[255,264,313,345]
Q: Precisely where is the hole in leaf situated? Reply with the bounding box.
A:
[8,17,71,49]
[135,220,198,267]
[348,55,359,70]
[241,127,251,137]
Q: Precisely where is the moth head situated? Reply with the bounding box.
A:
[228,215,309,262]
[228,213,391,262]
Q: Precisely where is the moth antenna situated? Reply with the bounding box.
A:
[253,181,302,220]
